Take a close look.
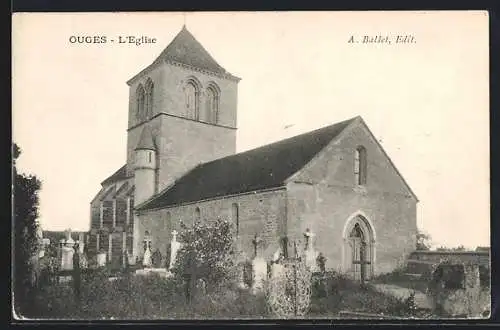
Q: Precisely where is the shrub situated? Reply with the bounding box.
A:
[308,272,409,317]
[13,143,42,318]
[32,270,271,319]
[479,265,490,288]
[171,218,237,293]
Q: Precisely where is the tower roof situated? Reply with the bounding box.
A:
[152,26,228,75]
[135,125,156,151]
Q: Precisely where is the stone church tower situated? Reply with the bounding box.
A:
[126,26,240,204]
[126,26,240,254]
[88,26,241,263]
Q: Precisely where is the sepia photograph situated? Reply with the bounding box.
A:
[12,11,490,320]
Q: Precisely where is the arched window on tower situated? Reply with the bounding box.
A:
[206,85,220,124]
[136,84,146,121]
[184,81,199,120]
[354,146,367,185]
[231,203,239,236]
[145,78,154,119]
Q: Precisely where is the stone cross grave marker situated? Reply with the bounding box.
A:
[170,229,182,270]
[142,234,153,268]
[251,234,267,293]
[303,228,319,272]
[60,230,76,271]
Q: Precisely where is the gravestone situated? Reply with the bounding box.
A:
[72,244,81,302]
[267,251,313,317]
[142,238,152,268]
[60,230,76,271]
[97,252,107,267]
[271,248,285,279]
[303,229,319,272]
[151,249,162,268]
[77,233,88,269]
[169,230,182,270]
[429,261,484,317]
[127,252,136,266]
[251,234,267,294]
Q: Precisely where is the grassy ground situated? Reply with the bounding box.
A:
[29,270,268,319]
[308,275,411,318]
[23,270,416,320]
[370,268,430,293]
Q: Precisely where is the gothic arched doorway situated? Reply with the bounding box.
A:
[343,214,375,282]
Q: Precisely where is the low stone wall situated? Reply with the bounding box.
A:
[407,251,490,278]
[408,251,489,267]
[427,262,490,317]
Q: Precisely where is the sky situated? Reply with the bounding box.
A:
[12,11,489,249]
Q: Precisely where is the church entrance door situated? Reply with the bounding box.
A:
[349,224,370,282]
[343,215,375,282]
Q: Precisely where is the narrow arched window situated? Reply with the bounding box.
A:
[165,211,171,231]
[231,203,239,236]
[195,207,201,222]
[136,84,146,121]
[145,78,154,119]
[185,81,199,120]
[206,85,219,124]
[354,146,367,185]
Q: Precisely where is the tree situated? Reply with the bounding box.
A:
[416,229,432,251]
[171,218,236,297]
[436,245,467,252]
[13,143,42,317]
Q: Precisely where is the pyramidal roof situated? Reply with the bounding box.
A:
[135,125,156,151]
[153,25,228,75]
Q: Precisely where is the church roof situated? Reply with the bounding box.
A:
[135,125,156,151]
[101,164,128,186]
[153,26,227,75]
[137,117,357,211]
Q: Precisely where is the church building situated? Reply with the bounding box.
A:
[88,26,418,280]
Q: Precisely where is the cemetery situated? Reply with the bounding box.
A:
[27,220,490,320]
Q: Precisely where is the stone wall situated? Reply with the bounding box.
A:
[135,188,287,263]
[408,251,490,267]
[286,119,417,276]
[155,114,236,192]
[126,63,238,180]
[429,262,489,317]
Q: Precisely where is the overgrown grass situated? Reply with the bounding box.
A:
[309,272,411,317]
[26,269,427,319]
[29,269,268,320]
[371,267,430,293]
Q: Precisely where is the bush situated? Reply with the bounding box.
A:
[479,265,490,288]
[372,267,429,293]
[31,271,269,319]
[172,218,236,293]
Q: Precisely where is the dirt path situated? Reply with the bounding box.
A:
[372,283,433,310]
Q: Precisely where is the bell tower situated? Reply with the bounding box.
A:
[125,26,240,258]
[125,26,241,198]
